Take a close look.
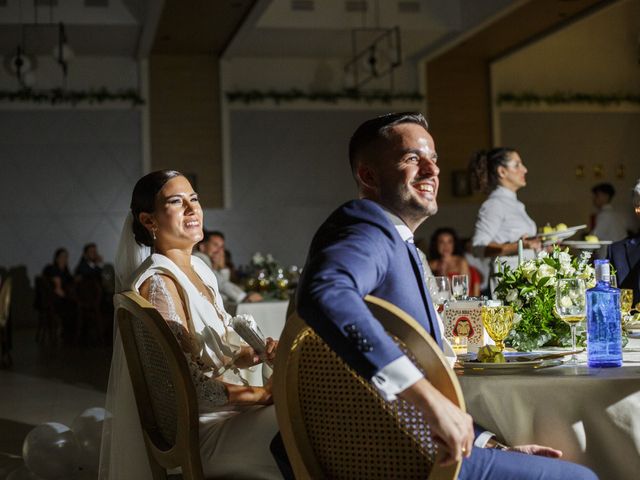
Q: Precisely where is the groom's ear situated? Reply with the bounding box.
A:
[356,162,378,193]
[138,212,155,232]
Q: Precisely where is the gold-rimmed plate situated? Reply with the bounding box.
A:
[455,358,563,374]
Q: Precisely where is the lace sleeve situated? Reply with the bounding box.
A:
[145,274,228,408]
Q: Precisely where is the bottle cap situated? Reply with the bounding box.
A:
[594,259,611,283]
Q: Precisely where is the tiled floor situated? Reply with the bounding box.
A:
[0,329,111,480]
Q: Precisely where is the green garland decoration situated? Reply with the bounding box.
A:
[225,88,423,105]
[0,88,145,106]
[497,91,640,107]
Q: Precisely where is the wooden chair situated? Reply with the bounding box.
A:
[0,277,12,367]
[273,295,465,480]
[114,291,205,480]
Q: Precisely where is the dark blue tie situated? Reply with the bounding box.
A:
[406,240,443,348]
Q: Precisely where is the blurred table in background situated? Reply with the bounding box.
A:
[457,338,640,479]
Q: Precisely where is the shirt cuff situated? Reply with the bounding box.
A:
[371,355,424,402]
[474,430,495,448]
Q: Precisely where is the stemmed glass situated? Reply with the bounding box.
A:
[451,274,469,301]
[555,278,586,365]
[620,289,634,332]
[481,305,514,352]
[427,276,451,312]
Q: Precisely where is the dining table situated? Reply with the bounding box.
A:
[456,337,640,479]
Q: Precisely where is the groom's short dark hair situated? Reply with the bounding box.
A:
[348,112,429,178]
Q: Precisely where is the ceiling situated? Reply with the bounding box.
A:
[0,0,525,60]
[0,0,617,63]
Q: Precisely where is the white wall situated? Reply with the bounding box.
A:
[0,110,142,277]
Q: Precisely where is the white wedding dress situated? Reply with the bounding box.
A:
[99,247,281,479]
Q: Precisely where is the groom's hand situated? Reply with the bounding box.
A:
[399,378,474,466]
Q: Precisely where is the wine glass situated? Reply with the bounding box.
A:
[555,278,586,365]
[451,274,469,301]
[427,276,451,312]
[481,305,514,352]
[620,289,634,332]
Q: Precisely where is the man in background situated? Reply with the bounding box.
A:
[195,230,262,304]
[591,182,629,241]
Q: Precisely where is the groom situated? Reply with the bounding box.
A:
[290,113,597,479]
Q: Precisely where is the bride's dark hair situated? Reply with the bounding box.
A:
[130,169,183,246]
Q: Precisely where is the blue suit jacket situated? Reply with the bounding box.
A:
[297,199,441,382]
[607,235,640,303]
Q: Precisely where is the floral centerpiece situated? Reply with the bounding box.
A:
[494,247,595,351]
[245,252,291,299]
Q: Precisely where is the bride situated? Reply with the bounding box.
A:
[99,170,282,479]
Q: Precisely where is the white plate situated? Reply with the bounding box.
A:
[455,358,563,374]
[536,225,586,243]
[562,240,613,250]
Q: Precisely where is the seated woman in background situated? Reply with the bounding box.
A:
[101,170,281,480]
[428,228,480,297]
[42,248,77,343]
[469,148,541,294]
[607,178,640,304]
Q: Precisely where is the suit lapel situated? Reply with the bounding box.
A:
[405,242,442,347]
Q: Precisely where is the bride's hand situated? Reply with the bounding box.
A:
[233,346,261,369]
[263,337,278,363]
[226,381,273,405]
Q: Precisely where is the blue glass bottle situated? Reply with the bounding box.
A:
[586,259,622,367]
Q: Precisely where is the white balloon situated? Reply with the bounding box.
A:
[23,423,80,480]
[71,408,111,473]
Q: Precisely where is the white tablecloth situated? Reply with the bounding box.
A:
[228,300,289,386]
[458,338,640,480]
[232,300,289,340]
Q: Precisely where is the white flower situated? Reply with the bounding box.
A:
[506,289,519,302]
[538,264,556,279]
[512,298,523,309]
[559,295,573,308]
[537,250,549,259]
[266,253,274,263]
[559,264,576,276]
[513,312,522,325]
[558,252,571,265]
[521,261,537,281]
[252,252,265,265]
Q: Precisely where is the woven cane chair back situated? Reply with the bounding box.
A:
[273,295,464,480]
[115,291,204,480]
[0,277,12,328]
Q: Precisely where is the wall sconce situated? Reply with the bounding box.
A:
[575,165,584,178]
[593,164,603,178]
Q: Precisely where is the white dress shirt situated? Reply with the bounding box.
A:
[372,210,456,402]
[592,204,628,241]
[472,186,537,257]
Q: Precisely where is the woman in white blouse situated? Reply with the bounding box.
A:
[469,148,541,266]
[100,170,282,479]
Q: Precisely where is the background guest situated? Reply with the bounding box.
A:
[42,248,76,344]
[427,228,480,297]
[195,230,262,304]
[607,178,640,303]
[74,243,103,281]
[469,148,541,294]
[590,182,629,241]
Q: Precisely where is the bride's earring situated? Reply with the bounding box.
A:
[152,227,157,241]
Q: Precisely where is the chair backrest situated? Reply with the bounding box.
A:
[0,277,12,328]
[114,291,204,480]
[273,295,465,480]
